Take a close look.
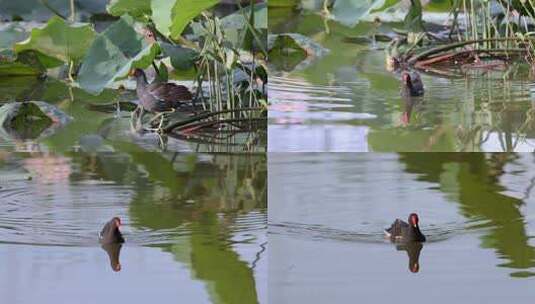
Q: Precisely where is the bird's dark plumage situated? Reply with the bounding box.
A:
[133,68,192,112]
[385,213,426,242]
[99,217,124,244]
[401,71,424,97]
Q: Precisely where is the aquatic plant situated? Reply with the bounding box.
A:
[0,0,267,151]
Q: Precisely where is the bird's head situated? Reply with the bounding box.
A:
[112,217,121,228]
[129,68,144,78]
[408,213,419,227]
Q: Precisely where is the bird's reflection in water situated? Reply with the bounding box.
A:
[400,97,423,127]
[101,243,123,272]
[395,242,424,273]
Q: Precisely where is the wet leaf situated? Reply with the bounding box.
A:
[160,42,198,71]
[220,2,267,49]
[13,16,96,67]
[150,0,174,37]
[221,2,267,30]
[151,0,219,39]
[332,0,397,27]
[106,0,151,19]
[0,0,108,22]
[404,0,425,33]
[78,15,159,94]
[156,61,168,82]
[0,24,28,49]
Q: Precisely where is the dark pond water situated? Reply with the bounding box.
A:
[268,10,535,152]
[269,153,535,303]
[0,152,266,304]
[0,76,266,153]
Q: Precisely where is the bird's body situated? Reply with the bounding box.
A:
[99,217,125,244]
[401,71,424,97]
[133,68,192,113]
[385,213,426,242]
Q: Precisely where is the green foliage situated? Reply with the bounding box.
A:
[14,16,96,67]
[78,15,159,94]
[0,51,46,76]
[404,0,425,33]
[106,0,151,19]
[150,0,175,37]
[332,0,397,27]
[220,2,267,51]
[151,0,219,39]
[160,42,198,70]
[0,24,28,50]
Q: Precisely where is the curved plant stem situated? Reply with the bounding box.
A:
[409,37,535,64]
[163,107,263,133]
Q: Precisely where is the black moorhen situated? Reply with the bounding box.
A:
[132,68,192,112]
[385,213,426,242]
[131,68,193,130]
[401,71,424,97]
[99,217,125,244]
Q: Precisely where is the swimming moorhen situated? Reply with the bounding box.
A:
[99,217,125,244]
[385,213,426,242]
[401,71,424,97]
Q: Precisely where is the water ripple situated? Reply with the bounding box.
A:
[269,220,471,244]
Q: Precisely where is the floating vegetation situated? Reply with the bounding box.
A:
[0,0,267,152]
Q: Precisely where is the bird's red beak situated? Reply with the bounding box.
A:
[402,73,410,84]
[410,263,419,273]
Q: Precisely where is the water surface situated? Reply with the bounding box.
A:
[0,77,266,153]
[269,153,535,303]
[0,152,267,304]
[268,10,535,152]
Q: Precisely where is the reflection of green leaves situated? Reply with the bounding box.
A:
[151,0,219,39]
[0,102,52,139]
[0,51,46,76]
[368,127,455,151]
[78,15,159,94]
[106,0,151,19]
[269,33,326,72]
[0,101,72,140]
[14,16,96,67]
[160,42,198,70]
